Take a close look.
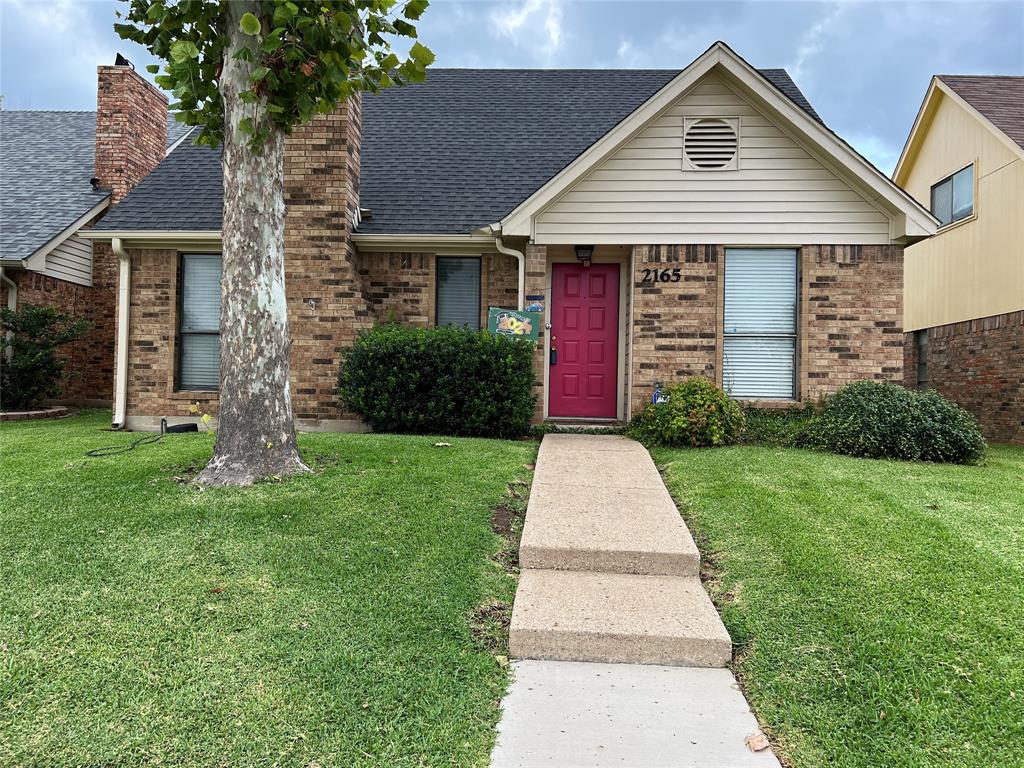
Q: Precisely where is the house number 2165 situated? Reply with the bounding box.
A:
[640,268,682,284]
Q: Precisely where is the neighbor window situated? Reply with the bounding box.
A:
[930,164,973,227]
[915,329,929,390]
[178,253,222,391]
[436,256,481,329]
[723,248,797,399]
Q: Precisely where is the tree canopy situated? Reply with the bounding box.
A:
[115,0,434,148]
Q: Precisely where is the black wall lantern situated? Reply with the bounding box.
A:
[574,244,594,266]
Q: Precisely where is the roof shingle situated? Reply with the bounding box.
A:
[938,75,1024,151]
[0,111,191,261]
[94,67,823,235]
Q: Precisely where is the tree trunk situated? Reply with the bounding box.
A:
[196,1,308,486]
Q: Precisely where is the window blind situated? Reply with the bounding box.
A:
[436,257,481,329]
[179,254,222,391]
[723,249,797,399]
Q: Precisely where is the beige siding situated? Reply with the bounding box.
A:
[902,93,1024,330]
[44,235,93,286]
[535,73,891,245]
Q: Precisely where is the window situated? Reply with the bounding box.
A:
[930,164,973,227]
[723,249,797,399]
[436,257,481,329]
[915,329,929,390]
[178,253,222,390]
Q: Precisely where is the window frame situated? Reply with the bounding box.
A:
[915,329,929,390]
[722,247,799,401]
[434,255,482,330]
[175,252,223,392]
[930,163,975,228]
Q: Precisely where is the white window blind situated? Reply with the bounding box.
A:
[179,254,222,390]
[723,249,797,399]
[436,257,481,329]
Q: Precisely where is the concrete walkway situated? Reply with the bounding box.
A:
[492,434,779,767]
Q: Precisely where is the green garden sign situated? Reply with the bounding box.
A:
[488,307,541,341]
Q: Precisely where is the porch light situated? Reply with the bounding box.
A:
[574,244,594,266]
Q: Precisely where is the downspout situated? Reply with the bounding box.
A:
[111,237,130,429]
[492,233,526,310]
[1,267,16,364]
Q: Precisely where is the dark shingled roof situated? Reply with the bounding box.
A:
[0,112,191,261]
[939,75,1024,151]
[94,67,822,235]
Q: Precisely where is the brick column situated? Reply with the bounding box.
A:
[525,243,547,422]
[284,97,374,421]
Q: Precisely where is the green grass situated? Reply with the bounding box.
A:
[653,444,1024,768]
[0,411,535,767]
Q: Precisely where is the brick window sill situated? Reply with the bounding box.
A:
[167,390,219,400]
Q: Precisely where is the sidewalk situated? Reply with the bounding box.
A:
[492,434,779,767]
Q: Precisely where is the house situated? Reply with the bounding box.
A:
[0,59,189,405]
[84,41,936,432]
[894,75,1024,443]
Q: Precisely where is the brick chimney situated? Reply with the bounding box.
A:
[95,57,168,204]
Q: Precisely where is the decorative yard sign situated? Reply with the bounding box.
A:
[488,308,541,341]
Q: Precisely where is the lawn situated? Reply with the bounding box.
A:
[653,444,1024,768]
[0,411,534,767]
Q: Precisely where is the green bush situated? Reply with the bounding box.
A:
[739,405,816,447]
[627,377,745,447]
[0,304,90,410]
[797,380,986,464]
[338,324,536,437]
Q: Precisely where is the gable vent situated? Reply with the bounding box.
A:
[683,118,739,171]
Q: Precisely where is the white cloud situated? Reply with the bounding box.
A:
[491,0,564,61]
[789,2,847,82]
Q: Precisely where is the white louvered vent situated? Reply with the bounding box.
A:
[683,117,739,171]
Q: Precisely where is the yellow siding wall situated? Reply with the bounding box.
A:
[902,92,1024,330]
[535,72,891,245]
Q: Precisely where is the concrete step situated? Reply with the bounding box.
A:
[510,569,732,667]
[520,483,700,576]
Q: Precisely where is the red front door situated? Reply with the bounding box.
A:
[549,263,619,418]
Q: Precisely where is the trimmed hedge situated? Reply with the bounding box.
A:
[338,325,536,437]
[627,377,745,447]
[797,380,986,464]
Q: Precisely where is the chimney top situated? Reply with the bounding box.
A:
[114,53,134,69]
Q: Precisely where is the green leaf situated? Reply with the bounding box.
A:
[250,65,270,82]
[169,40,200,63]
[404,0,429,21]
[238,117,254,135]
[409,41,434,67]
[393,19,416,37]
[272,3,294,27]
[145,63,160,74]
[239,11,262,36]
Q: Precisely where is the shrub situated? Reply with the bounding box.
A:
[0,304,90,410]
[797,380,986,464]
[627,377,745,447]
[739,405,816,447]
[338,324,536,438]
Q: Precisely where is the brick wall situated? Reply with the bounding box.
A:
[627,244,904,417]
[800,245,904,401]
[95,64,168,203]
[904,310,1023,443]
[630,245,719,416]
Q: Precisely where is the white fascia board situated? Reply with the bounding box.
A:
[79,230,222,249]
[501,41,938,241]
[24,197,111,272]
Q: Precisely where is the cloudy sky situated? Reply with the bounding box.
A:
[1,0,1021,172]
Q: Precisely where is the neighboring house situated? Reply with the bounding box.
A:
[0,59,189,405]
[85,41,936,432]
[894,75,1024,443]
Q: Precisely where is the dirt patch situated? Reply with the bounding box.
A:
[469,599,512,656]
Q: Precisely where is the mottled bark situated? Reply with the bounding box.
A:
[196,1,308,486]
